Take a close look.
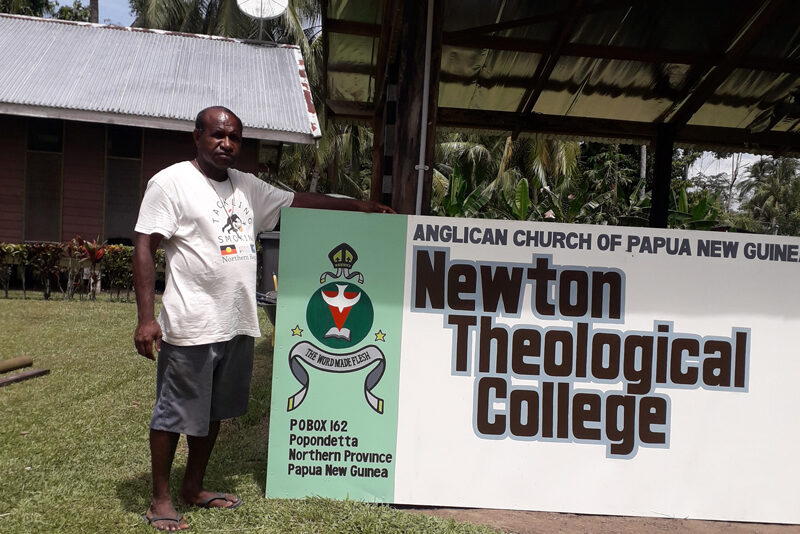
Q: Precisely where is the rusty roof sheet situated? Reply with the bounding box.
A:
[0,14,321,143]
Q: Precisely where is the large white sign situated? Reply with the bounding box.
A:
[267,210,800,524]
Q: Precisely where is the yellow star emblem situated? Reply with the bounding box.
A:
[374,329,387,342]
[291,325,303,336]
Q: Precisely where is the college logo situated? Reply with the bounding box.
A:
[287,243,386,414]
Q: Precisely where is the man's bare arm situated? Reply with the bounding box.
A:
[291,192,394,214]
[133,232,164,360]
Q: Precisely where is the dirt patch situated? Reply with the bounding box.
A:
[403,507,800,534]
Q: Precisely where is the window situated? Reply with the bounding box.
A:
[27,118,63,152]
[104,126,142,242]
[108,125,142,158]
[25,119,63,241]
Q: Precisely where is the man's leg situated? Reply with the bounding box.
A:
[178,421,239,508]
[177,337,252,508]
[146,429,188,531]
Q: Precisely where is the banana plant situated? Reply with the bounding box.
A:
[437,166,494,218]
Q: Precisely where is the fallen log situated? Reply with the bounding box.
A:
[0,357,33,374]
[0,368,50,387]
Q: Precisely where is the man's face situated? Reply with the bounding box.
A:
[194,109,242,171]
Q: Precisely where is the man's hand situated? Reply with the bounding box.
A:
[134,319,162,360]
[133,232,163,361]
[356,200,395,214]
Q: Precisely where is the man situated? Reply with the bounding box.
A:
[133,106,392,531]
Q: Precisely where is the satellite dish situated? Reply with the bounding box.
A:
[237,0,288,19]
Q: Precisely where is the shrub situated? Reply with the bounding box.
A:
[82,238,106,301]
[27,242,65,300]
[63,236,86,300]
[0,243,15,298]
[103,245,134,301]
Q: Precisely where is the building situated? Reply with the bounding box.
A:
[0,14,320,243]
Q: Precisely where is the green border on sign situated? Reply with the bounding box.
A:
[266,208,407,501]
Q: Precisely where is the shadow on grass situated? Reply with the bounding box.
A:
[115,334,275,510]
[115,466,189,515]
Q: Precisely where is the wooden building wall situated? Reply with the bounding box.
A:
[0,115,26,242]
[0,114,262,244]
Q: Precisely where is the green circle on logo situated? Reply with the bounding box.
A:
[306,282,374,349]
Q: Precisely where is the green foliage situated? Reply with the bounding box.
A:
[103,245,134,301]
[155,247,166,271]
[0,297,500,534]
[0,0,91,20]
[62,236,86,300]
[52,0,90,20]
[735,157,800,235]
[2,243,30,299]
[0,0,55,16]
[0,243,16,298]
[434,165,494,218]
[81,237,106,300]
[512,178,532,221]
[0,237,128,301]
[26,242,64,300]
[666,185,723,230]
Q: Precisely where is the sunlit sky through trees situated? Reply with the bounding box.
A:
[99,0,133,25]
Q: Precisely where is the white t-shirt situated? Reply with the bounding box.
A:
[135,161,294,346]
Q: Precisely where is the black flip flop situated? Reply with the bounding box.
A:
[195,492,243,510]
[141,511,188,531]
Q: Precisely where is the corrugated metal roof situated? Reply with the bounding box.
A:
[324,0,800,155]
[0,14,321,143]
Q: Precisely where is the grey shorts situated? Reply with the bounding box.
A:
[151,335,255,437]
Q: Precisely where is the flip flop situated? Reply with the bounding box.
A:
[195,492,243,510]
[141,511,189,531]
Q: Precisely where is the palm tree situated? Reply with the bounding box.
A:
[432,132,584,220]
[737,157,800,235]
[132,0,377,195]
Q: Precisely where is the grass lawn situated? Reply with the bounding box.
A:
[0,293,498,534]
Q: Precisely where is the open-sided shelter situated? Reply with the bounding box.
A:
[0,14,321,244]
[323,0,800,224]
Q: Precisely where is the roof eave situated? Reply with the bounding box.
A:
[0,103,320,144]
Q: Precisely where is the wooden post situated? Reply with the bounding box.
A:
[391,0,428,214]
[650,124,675,228]
[420,0,444,215]
[0,368,50,387]
[370,107,385,204]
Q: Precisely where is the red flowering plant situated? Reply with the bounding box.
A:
[82,238,106,300]
[63,236,86,300]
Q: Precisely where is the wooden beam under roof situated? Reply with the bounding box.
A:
[372,0,403,113]
[445,0,643,38]
[326,99,800,153]
[666,0,787,127]
[325,19,380,37]
[322,0,329,126]
[517,0,584,115]
[325,17,800,75]
[441,34,800,74]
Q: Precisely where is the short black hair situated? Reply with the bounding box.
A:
[194,106,243,133]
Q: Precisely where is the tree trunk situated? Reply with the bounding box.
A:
[351,127,361,197]
[90,0,98,23]
[726,153,742,212]
[328,150,339,193]
[639,145,647,200]
[496,136,513,185]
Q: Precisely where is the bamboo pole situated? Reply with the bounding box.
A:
[0,356,33,374]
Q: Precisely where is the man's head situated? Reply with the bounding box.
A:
[193,106,243,177]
